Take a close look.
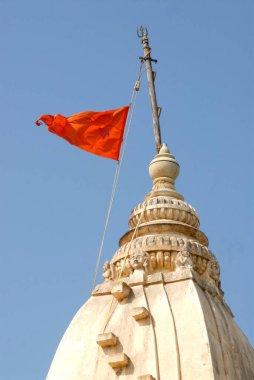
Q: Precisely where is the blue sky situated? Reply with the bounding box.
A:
[0,1,253,379]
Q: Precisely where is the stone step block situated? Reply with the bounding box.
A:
[108,353,129,369]
[96,332,117,347]
[131,306,149,321]
[111,282,130,301]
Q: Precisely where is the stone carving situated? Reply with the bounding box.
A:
[175,243,193,271]
[128,196,200,229]
[171,236,178,247]
[103,247,222,285]
[121,257,132,277]
[108,234,221,280]
[178,238,185,249]
[163,236,171,245]
[164,251,171,269]
[130,251,151,273]
[210,260,220,286]
[147,236,156,246]
[129,251,151,284]
[150,252,157,270]
[202,260,213,282]
[113,235,213,266]
[115,261,122,278]
[102,261,112,281]
[201,258,222,297]
[196,257,208,275]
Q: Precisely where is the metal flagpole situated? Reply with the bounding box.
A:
[137,26,162,153]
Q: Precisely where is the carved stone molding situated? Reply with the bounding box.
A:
[105,236,221,287]
[129,196,200,229]
[107,253,219,286]
[112,235,213,264]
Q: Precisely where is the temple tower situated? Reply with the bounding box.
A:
[46,144,254,379]
[46,29,254,380]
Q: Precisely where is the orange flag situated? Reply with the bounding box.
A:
[35,106,129,160]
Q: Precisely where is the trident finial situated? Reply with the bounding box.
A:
[137,26,148,39]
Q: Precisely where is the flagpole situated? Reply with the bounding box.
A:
[138,26,162,153]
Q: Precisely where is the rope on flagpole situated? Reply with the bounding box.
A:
[100,198,148,334]
[118,199,147,279]
[91,63,143,291]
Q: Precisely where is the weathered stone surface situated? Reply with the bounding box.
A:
[46,278,254,380]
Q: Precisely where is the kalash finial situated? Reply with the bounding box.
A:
[138,26,162,153]
[149,143,183,200]
[149,143,179,181]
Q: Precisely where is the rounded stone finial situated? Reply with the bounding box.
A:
[149,143,180,183]
[159,143,170,154]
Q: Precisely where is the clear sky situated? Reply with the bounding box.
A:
[0,1,253,379]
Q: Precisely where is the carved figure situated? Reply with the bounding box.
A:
[202,259,221,289]
[130,251,151,273]
[102,261,112,281]
[210,260,221,287]
[178,238,185,249]
[115,261,122,277]
[202,260,213,281]
[175,246,193,270]
[200,258,207,275]
[121,257,133,277]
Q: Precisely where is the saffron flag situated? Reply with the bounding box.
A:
[35,106,129,160]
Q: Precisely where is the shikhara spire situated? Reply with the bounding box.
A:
[46,141,254,379]
[138,26,162,153]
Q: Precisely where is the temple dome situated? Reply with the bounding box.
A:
[46,145,254,380]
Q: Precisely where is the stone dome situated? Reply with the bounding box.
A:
[46,145,254,380]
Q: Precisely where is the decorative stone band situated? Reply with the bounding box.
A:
[128,196,200,229]
[108,251,220,287]
[113,235,212,263]
[106,236,220,289]
[120,222,208,247]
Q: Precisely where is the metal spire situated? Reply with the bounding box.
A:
[137,26,162,153]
